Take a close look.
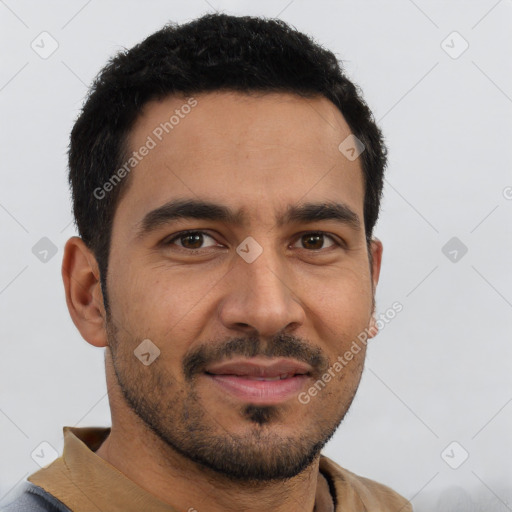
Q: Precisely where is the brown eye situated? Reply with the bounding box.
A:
[166,231,218,250]
[294,232,337,250]
[180,233,204,249]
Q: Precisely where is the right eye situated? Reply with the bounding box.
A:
[163,230,222,251]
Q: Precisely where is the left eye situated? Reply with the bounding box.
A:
[165,231,219,250]
[292,232,338,251]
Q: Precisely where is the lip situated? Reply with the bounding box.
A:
[204,357,312,378]
[203,357,312,404]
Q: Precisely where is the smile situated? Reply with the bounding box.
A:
[203,357,312,404]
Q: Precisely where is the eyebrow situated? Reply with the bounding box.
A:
[135,197,361,239]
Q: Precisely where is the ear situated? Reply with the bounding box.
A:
[62,236,108,347]
[367,237,383,339]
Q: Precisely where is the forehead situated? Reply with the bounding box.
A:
[115,91,365,233]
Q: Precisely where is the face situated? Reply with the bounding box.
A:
[103,91,382,481]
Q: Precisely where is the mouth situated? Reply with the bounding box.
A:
[203,357,312,404]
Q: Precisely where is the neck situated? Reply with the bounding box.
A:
[95,421,321,512]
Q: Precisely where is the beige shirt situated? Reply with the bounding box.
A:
[28,427,412,512]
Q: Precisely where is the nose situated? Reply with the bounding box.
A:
[217,247,306,338]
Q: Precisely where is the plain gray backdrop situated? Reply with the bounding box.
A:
[1,1,511,511]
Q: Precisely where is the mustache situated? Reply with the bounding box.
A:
[182,332,329,381]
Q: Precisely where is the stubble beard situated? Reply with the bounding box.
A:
[105,316,360,483]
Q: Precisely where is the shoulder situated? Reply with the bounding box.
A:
[0,482,71,512]
[320,455,413,511]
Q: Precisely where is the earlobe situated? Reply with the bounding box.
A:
[61,236,108,348]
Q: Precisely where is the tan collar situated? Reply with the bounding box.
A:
[29,427,179,511]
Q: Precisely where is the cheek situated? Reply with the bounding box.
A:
[304,349,365,414]
[110,264,217,353]
[303,271,373,340]
[108,267,152,330]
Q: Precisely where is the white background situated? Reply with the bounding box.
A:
[1,1,511,511]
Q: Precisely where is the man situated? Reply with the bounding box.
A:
[3,13,412,512]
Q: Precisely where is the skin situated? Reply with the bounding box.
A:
[62,91,383,512]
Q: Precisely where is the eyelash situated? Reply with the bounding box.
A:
[163,230,344,252]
